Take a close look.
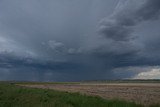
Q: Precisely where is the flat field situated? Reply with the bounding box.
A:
[0,82,146,107]
[20,82,160,106]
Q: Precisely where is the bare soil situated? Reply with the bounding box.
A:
[20,83,160,106]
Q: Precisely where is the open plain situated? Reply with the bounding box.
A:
[20,83,160,106]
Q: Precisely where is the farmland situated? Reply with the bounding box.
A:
[20,82,160,106]
[0,81,160,107]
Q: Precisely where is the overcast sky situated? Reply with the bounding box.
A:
[0,0,160,81]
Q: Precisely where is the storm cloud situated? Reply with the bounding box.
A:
[99,0,160,41]
[0,0,160,81]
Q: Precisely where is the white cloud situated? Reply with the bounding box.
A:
[133,68,160,79]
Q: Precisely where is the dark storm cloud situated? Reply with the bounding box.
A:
[0,0,160,81]
[99,0,160,41]
[82,0,160,79]
[0,51,83,71]
[92,0,160,64]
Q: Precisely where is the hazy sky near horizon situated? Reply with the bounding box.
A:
[0,0,160,81]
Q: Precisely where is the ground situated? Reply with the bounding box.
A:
[0,82,146,107]
[20,82,160,106]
